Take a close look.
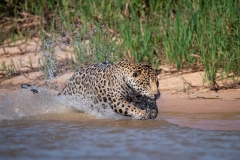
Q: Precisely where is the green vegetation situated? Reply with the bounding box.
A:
[0,0,239,89]
[1,59,19,78]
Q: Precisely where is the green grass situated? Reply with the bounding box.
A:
[0,0,239,88]
[72,23,119,68]
[0,59,19,78]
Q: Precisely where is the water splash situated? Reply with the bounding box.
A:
[0,88,62,120]
[0,86,124,121]
[0,23,121,121]
[37,23,118,86]
[58,95,124,119]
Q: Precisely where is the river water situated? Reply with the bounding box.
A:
[0,89,240,160]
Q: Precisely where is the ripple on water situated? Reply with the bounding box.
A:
[0,118,240,160]
[1,89,240,159]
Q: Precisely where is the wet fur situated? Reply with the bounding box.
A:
[22,61,161,119]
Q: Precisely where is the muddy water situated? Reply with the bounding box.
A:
[162,112,240,131]
[1,90,240,159]
[1,114,240,160]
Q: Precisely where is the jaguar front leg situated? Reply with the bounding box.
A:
[111,100,150,120]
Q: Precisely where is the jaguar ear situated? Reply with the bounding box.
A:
[155,69,162,75]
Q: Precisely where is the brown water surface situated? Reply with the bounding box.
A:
[1,112,240,160]
[0,89,240,159]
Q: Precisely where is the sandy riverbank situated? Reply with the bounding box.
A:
[1,40,240,130]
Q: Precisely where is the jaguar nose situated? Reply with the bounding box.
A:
[154,93,160,100]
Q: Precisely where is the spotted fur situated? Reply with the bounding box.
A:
[57,60,161,119]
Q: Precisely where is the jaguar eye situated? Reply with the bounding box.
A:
[132,72,139,77]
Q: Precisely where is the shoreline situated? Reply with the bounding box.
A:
[158,89,240,113]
